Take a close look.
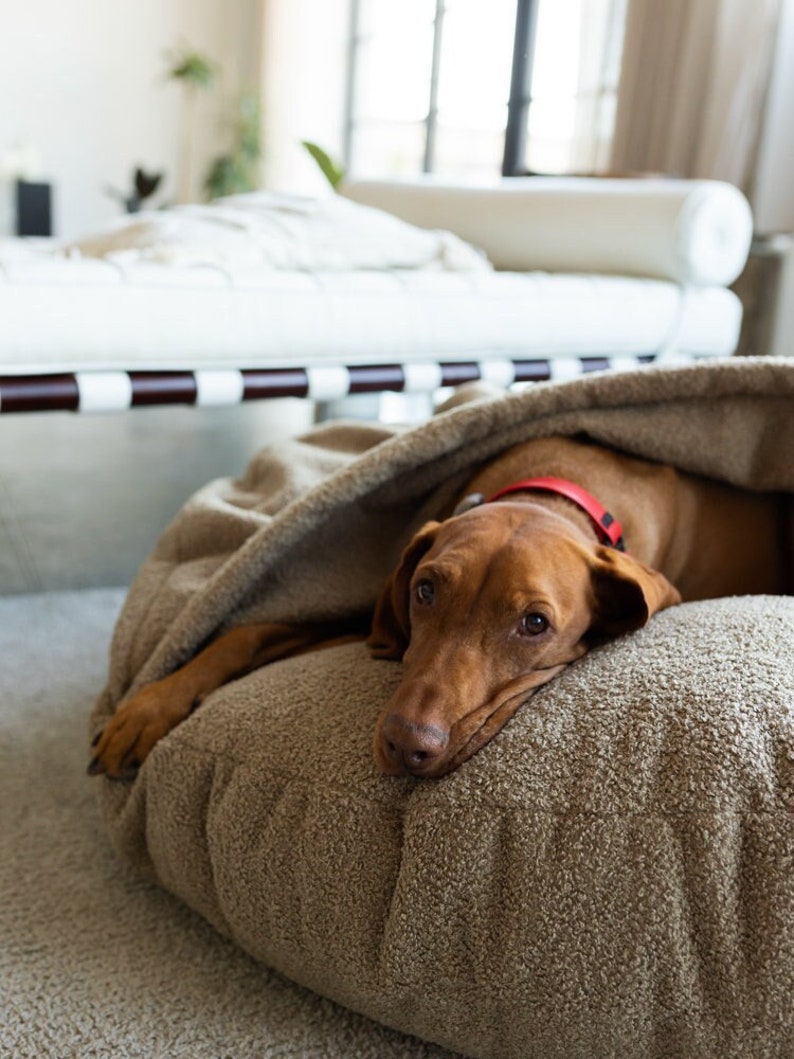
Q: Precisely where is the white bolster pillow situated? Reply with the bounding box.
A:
[341,177,753,287]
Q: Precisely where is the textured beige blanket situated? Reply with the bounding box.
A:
[94,358,794,1059]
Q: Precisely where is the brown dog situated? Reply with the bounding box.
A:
[88,435,787,781]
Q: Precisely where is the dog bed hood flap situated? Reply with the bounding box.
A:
[101,357,794,705]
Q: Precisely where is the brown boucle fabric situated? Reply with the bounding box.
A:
[93,358,794,1059]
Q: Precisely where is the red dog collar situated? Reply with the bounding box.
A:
[486,476,626,551]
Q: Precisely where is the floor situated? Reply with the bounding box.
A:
[0,398,315,594]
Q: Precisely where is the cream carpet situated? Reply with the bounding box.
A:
[0,588,458,1058]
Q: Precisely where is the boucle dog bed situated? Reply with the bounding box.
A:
[93,358,794,1059]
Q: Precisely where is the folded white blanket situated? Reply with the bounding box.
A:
[65,191,491,273]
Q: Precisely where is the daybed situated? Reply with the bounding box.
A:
[0,176,752,414]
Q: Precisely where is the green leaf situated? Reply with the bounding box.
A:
[166,46,218,88]
[302,141,345,190]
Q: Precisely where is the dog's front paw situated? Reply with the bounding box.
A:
[87,679,196,780]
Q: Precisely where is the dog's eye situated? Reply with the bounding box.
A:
[415,579,436,605]
[519,612,548,636]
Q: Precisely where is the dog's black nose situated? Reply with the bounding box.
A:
[379,713,449,775]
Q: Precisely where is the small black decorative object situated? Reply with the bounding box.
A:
[106,167,165,213]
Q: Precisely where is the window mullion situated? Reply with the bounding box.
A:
[342,0,362,172]
[503,0,540,176]
[423,0,446,173]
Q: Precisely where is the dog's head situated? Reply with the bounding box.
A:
[368,502,680,778]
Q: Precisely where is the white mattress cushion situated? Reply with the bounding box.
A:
[0,245,741,372]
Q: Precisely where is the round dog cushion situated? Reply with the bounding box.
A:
[97,596,794,1058]
[93,361,794,1058]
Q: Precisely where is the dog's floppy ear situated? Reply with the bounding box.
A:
[589,546,681,642]
[367,522,441,660]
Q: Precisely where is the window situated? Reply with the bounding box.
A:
[344,0,628,180]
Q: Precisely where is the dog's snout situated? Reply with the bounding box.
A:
[378,712,449,776]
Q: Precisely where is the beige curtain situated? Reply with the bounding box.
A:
[610,0,782,191]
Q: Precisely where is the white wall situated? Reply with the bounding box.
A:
[259,0,351,195]
[0,0,261,238]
